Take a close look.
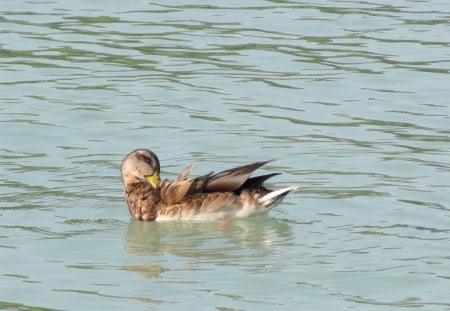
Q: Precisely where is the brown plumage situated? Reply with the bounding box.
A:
[121,149,296,221]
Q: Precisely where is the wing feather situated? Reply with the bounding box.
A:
[204,160,274,193]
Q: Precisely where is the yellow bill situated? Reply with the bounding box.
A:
[145,172,160,188]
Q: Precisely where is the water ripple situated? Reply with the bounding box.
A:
[1,1,449,310]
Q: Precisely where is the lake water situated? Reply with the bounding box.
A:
[1,0,449,310]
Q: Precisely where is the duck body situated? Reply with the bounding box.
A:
[121,149,295,221]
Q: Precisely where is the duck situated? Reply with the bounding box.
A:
[121,149,296,221]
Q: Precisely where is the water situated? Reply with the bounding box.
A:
[1,0,449,310]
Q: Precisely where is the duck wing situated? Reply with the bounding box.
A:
[160,160,274,205]
[203,160,273,193]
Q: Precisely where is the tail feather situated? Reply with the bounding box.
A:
[259,186,298,207]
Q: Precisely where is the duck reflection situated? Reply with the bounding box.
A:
[124,216,293,278]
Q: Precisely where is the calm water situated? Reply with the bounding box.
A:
[1,0,449,310]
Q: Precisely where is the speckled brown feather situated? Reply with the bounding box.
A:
[125,181,242,221]
[157,192,241,220]
[125,182,160,221]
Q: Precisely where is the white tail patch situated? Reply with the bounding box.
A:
[259,186,298,203]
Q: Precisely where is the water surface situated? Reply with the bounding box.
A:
[1,0,449,310]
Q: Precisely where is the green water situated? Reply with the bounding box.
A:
[1,1,449,310]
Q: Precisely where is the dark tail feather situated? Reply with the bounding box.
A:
[235,173,281,194]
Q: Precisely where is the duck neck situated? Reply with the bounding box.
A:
[125,182,160,221]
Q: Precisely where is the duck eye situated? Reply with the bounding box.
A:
[145,157,153,166]
[136,154,154,167]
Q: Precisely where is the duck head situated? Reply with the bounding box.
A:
[121,149,161,188]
